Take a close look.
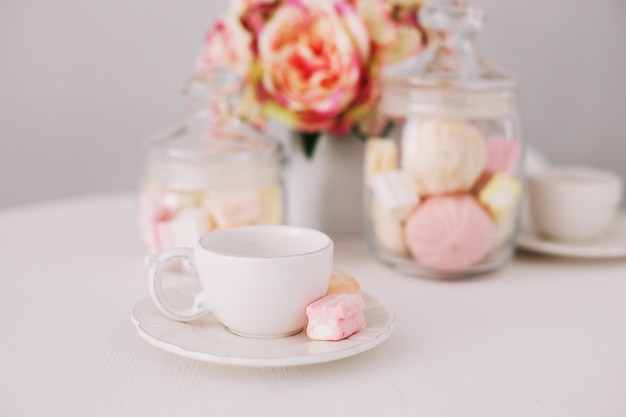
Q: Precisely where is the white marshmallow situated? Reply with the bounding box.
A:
[169,207,208,248]
[370,196,409,257]
[207,189,263,229]
[370,170,419,220]
[401,118,487,194]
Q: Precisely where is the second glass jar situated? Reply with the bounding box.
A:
[364,1,524,278]
[138,77,284,254]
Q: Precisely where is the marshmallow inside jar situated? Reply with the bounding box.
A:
[401,117,487,196]
[363,1,525,279]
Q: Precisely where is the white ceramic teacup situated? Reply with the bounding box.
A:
[146,225,333,338]
[527,165,623,241]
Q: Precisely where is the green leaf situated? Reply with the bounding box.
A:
[299,131,321,159]
[352,119,395,142]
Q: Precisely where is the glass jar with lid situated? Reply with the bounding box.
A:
[138,73,284,253]
[364,0,523,278]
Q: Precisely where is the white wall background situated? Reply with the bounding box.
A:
[1,0,625,209]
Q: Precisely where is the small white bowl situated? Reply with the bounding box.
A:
[527,165,623,242]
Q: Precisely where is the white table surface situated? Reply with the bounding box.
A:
[1,193,626,417]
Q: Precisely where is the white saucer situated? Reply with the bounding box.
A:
[516,213,626,259]
[131,285,396,367]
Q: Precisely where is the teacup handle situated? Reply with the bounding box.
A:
[145,247,208,322]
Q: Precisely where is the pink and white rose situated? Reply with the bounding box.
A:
[251,0,380,133]
[196,0,429,135]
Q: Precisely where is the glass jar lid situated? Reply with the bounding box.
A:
[381,0,516,118]
[144,74,282,190]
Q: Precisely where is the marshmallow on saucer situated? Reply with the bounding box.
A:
[326,268,362,296]
[306,294,365,341]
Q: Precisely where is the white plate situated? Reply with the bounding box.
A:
[131,285,396,367]
[516,212,626,259]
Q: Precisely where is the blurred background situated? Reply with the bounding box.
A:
[1,0,625,209]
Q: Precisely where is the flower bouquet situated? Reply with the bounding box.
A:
[196,0,430,158]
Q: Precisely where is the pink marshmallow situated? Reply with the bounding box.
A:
[306,294,365,341]
[138,190,173,253]
[485,138,522,175]
[404,195,495,270]
[154,220,175,253]
[207,189,263,229]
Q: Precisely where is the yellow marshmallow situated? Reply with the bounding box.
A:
[259,184,285,225]
[479,173,521,220]
[326,268,362,296]
[365,138,398,186]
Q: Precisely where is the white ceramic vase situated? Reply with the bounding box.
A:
[280,131,365,235]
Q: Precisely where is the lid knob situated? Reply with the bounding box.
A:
[420,0,484,38]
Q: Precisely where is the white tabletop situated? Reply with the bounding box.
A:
[1,193,625,417]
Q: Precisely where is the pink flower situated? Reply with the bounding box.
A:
[196,0,430,138]
[250,0,380,133]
